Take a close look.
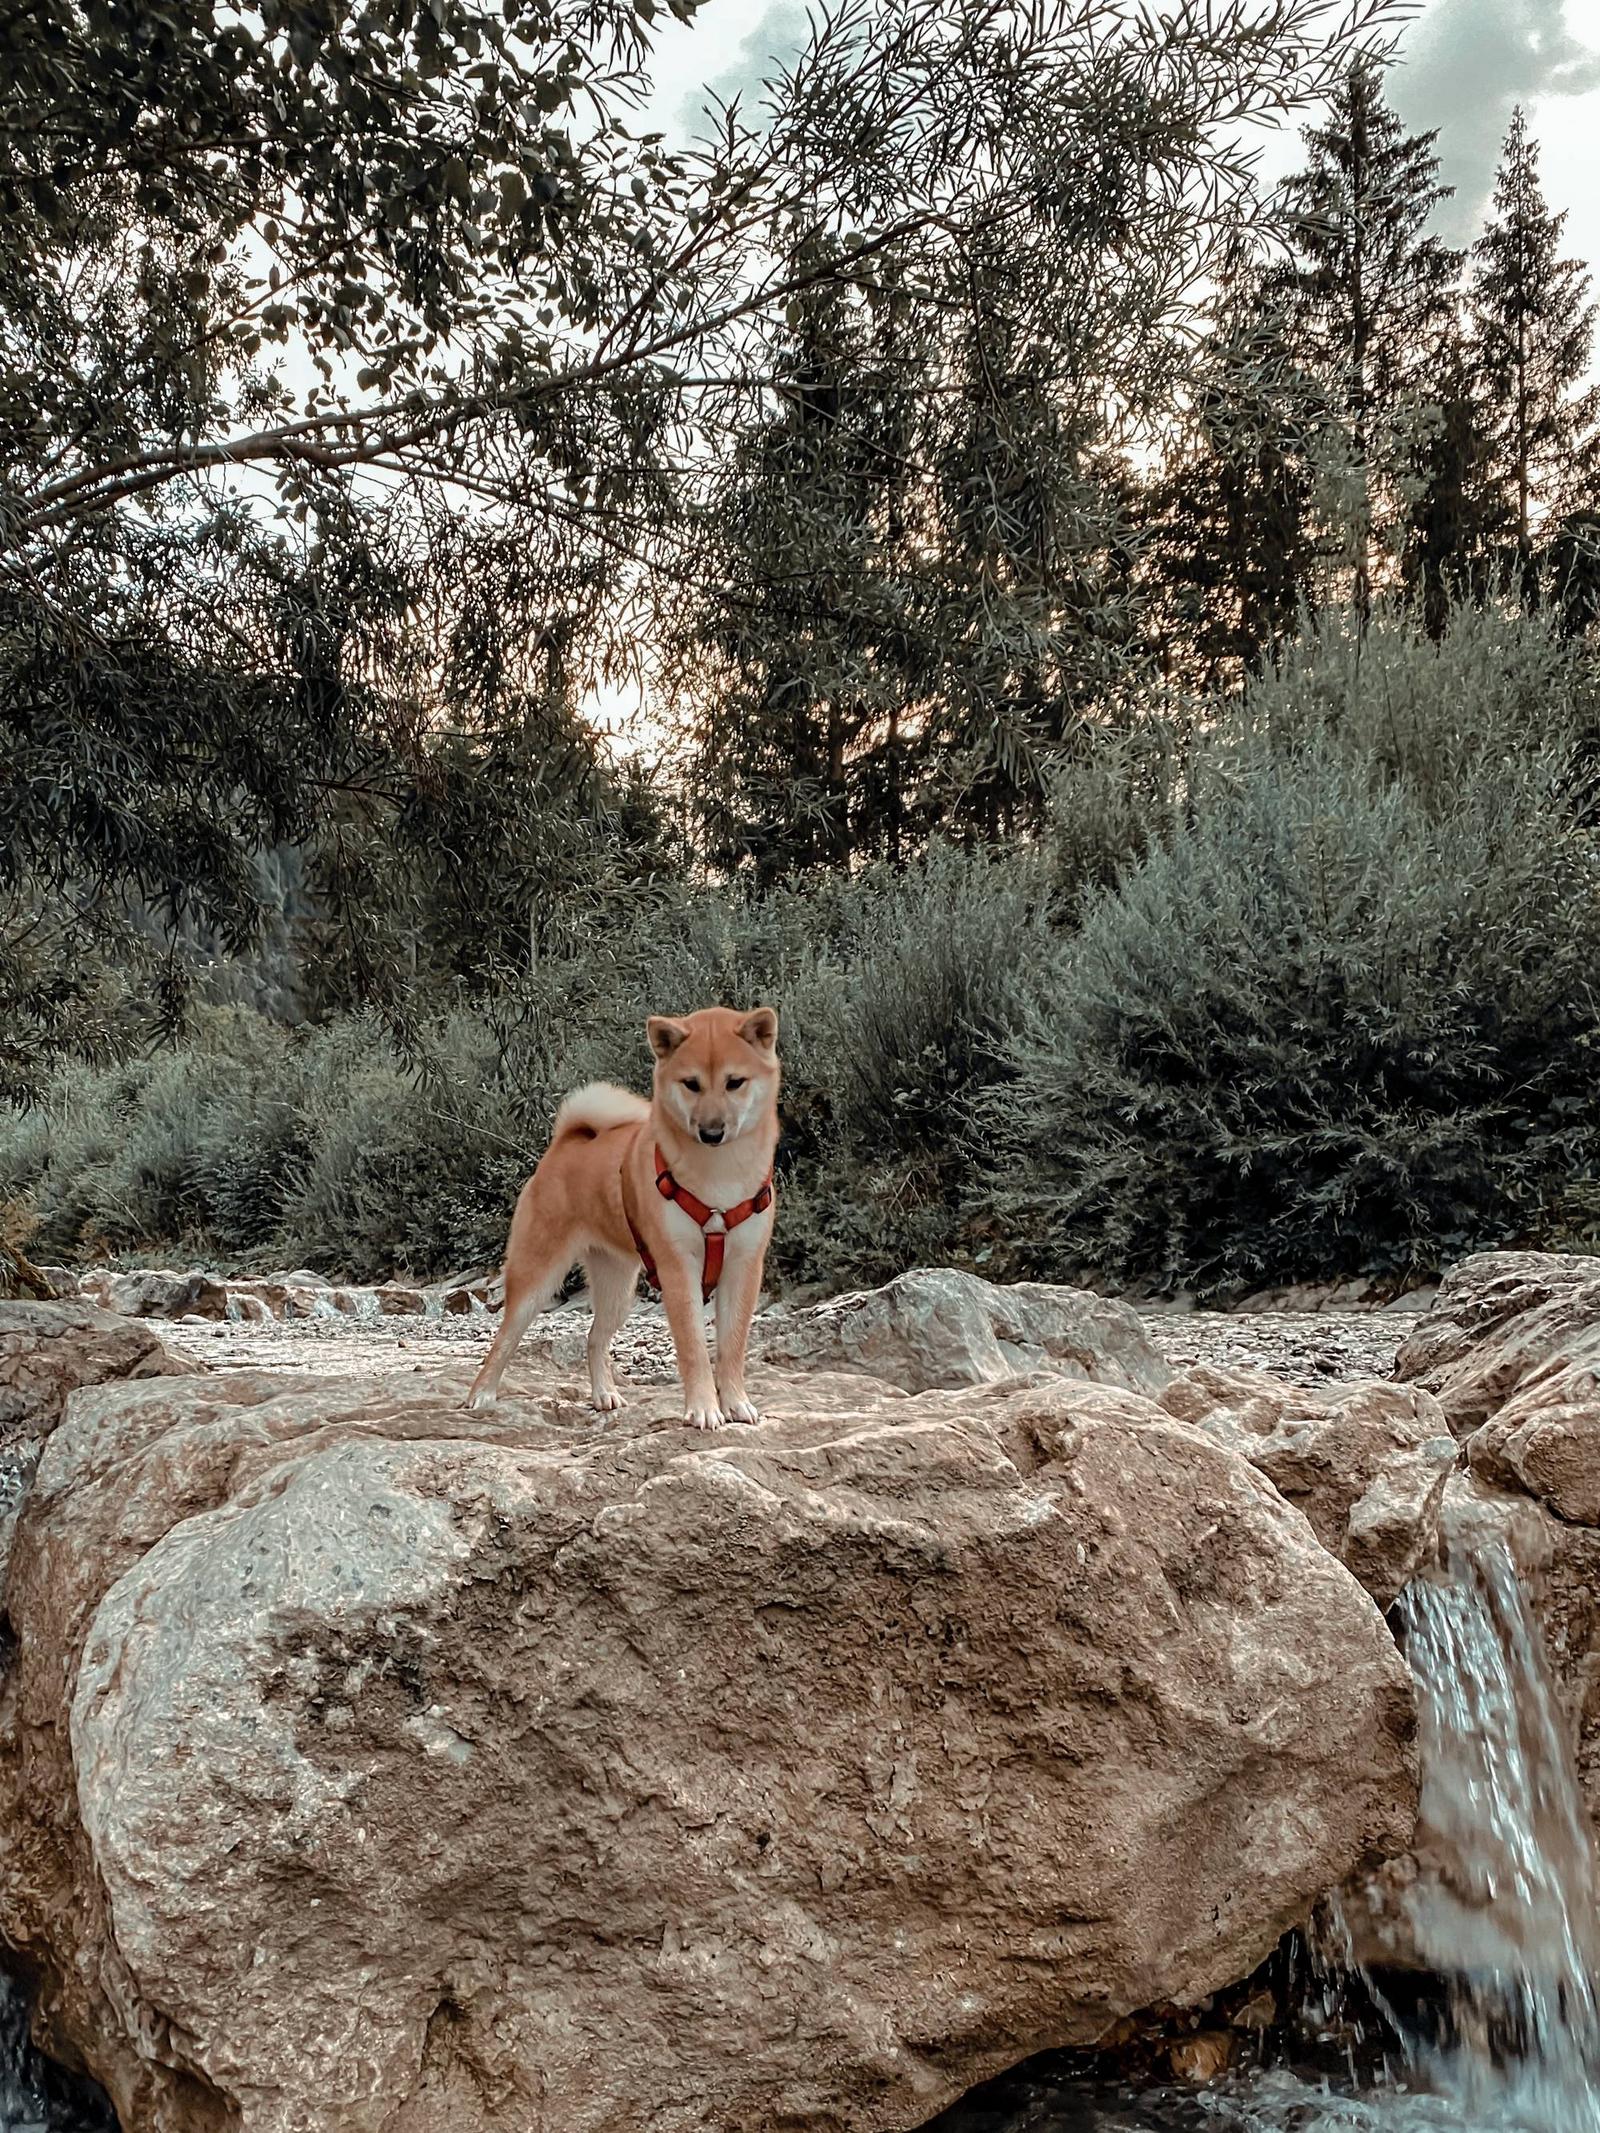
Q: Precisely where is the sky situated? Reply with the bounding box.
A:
[636,0,1600,267]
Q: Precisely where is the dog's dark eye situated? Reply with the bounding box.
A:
[683,1077,702,1093]
[726,1076,746,1091]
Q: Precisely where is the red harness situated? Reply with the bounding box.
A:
[627,1145,774,1303]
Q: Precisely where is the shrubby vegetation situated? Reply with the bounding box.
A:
[5,611,1596,1298]
[6,5,1600,1298]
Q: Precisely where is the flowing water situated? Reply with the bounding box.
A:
[0,1979,111,2133]
[1371,1539,1600,2129]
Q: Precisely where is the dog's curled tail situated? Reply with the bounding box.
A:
[552,1082,650,1141]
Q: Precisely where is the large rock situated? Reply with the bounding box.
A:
[0,1301,197,1442]
[0,1356,1413,2133]
[1394,1250,1600,1437]
[1157,1367,1458,1607]
[77,1269,231,1322]
[0,1301,200,1601]
[754,1270,1173,1395]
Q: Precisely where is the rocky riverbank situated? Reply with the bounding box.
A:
[0,1253,1596,2133]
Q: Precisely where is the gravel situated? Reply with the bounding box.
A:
[1140,1308,1412,1387]
[155,1297,1413,1390]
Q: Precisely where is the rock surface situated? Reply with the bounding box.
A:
[754,1270,1174,1395]
[1156,1367,1458,1607]
[0,1344,1413,2133]
[76,1270,231,1322]
[64,1268,458,1327]
[0,1303,197,1441]
[0,1303,199,1594]
[1394,1250,1600,1437]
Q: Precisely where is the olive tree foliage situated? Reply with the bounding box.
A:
[6,0,1393,544]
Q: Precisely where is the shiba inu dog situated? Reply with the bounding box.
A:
[466,1006,780,1426]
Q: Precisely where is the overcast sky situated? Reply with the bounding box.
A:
[639,0,1600,272]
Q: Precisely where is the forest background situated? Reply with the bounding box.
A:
[5,0,1600,1301]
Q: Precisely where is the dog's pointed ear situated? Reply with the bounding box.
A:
[739,1006,779,1053]
[647,1016,690,1060]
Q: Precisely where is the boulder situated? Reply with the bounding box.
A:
[1157,1366,1457,1606]
[372,1286,427,1318]
[1394,1250,1600,1437]
[1468,1404,1600,1527]
[420,1280,493,1317]
[754,1270,1173,1396]
[223,1282,288,1322]
[0,1301,199,1594]
[0,1302,199,1443]
[0,1355,1413,2133]
[78,1269,231,1323]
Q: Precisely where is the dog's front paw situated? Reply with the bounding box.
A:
[719,1393,759,1424]
[684,1401,725,1430]
[591,1387,623,1414]
[464,1386,498,1413]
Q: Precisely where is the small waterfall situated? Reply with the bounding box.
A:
[1241,1532,1600,2132]
[1385,1537,1600,2127]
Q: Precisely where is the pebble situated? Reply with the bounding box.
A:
[1142,1310,1404,1387]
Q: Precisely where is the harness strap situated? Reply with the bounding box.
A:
[629,1145,773,1303]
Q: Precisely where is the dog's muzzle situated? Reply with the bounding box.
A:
[698,1123,726,1145]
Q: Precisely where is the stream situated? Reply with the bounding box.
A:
[935,1531,1600,2133]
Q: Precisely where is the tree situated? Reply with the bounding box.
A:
[1145,247,1319,684]
[914,244,1136,842]
[1549,513,1600,640]
[667,263,923,884]
[1276,64,1463,613]
[1399,323,1500,636]
[1468,108,1600,606]
[3,0,1389,1064]
[665,4,1392,877]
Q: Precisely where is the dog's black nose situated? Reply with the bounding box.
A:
[699,1123,726,1144]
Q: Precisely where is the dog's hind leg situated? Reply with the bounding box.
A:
[466,1225,571,1411]
[582,1248,638,1414]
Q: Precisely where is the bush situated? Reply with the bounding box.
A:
[0,845,1038,1285]
[5,607,1597,1298]
[1244,602,1598,803]
[983,735,1600,1295]
[758,845,1048,1288]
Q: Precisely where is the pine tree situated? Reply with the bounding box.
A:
[1277,65,1463,613]
[666,263,922,884]
[1469,108,1600,606]
[1146,248,1318,684]
[916,255,1135,839]
[1400,323,1502,636]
